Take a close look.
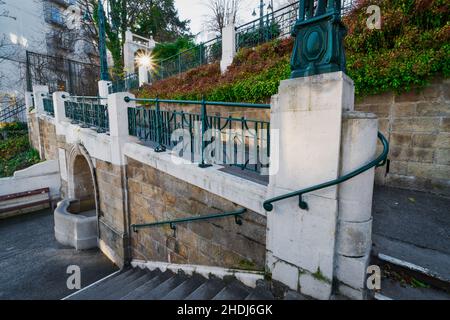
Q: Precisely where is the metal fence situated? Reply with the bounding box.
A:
[235,1,300,51]
[153,37,222,81]
[26,51,100,96]
[43,97,55,116]
[126,97,271,174]
[150,0,357,81]
[108,73,139,94]
[64,96,109,133]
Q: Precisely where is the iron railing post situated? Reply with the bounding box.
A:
[199,96,211,168]
[154,97,166,153]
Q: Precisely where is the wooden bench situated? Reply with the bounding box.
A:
[0,187,52,218]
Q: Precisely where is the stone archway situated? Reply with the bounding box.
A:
[67,144,99,216]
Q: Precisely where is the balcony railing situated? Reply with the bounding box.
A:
[63,96,109,133]
[125,97,271,175]
[43,97,54,116]
[153,37,222,81]
[109,73,139,94]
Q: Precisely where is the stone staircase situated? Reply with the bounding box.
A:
[65,267,294,300]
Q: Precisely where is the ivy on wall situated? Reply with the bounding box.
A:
[138,0,449,103]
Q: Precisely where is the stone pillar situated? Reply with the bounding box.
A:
[32,85,49,114]
[53,92,69,136]
[32,85,49,159]
[24,92,34,111]
[123,29,135,75]
[107,92,135,165]
[266,72,354,300]
[335,111,378,299]
[138,65,149,86]
[220,23,236,74]
[98,80,112,98]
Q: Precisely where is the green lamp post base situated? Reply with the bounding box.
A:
[290,3,347,79]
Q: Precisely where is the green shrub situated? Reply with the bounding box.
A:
[138,0,449,103]
[0,126,41,178]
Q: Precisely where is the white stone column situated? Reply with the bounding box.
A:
[123,29,135,74]
[108,92,135,165]
[24,92,34,121]
[32,85,49,114]
[335,111,378,299]
[53,92,69,136]
[98,80,112,99]
[220,23,236,73]
[266,72,355,300]
[138,65,149,86]
[24,92,33,111]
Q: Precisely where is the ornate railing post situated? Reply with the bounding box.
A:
[154,97,166,153]
[290,0,346,78]
[198,96,211,168]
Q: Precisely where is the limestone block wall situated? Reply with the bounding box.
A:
[95,159,128,267]
[126,157,267,270]
[27,112,40,152]
[355,78,450,195]
[38,116,58,161]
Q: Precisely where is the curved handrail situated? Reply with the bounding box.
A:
[263,132,389,212]
[131,208,246,233]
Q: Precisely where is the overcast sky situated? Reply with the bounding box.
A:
[174,0,289,42]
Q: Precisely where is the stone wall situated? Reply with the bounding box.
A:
[27,112,40,152]
[96,159,128,267]
[126,157,267,270]
[355,78,450,196]
[38,117,57,161]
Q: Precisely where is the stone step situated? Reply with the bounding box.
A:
[375,277,450,300]
[68,268,135,300]
[245,285,275,300]
[213,280,251,300]
[64,266,306,300]
[120,270,173,300]
[161,273,208,300]
[102,269,159,300]
[185,277,227,300]
[373,234,450,286]
[137,273,189,300]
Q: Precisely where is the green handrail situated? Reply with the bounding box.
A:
[263,132,389,212]
[124,96,270,109]
[131,208,247,233]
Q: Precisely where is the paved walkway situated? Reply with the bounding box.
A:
[372,186,450,283]
[0,209,117,300]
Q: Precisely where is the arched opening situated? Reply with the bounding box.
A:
[71,155,96,213]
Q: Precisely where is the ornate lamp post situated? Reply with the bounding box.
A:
[290,0,347,78]
[98,1,109,81]
[252,0,273,42]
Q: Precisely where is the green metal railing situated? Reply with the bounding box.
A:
[43,96,54,116]
[125,96,271,173]
[263,132,389,211]
[235,1,300,51]
[153,37,222,81]
[63,95,109,133]
[131,208,246,233]
[0,104,26,123]
[109,73,139,94]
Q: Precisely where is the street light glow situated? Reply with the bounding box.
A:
[135,52,154,69]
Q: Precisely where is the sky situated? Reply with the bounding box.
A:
[174,0,290,42]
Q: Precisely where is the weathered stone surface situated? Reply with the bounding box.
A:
[126,156,266,270]
[354,78,450,195]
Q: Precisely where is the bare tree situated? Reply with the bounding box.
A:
[203,0,242,34]
[0,0,19,91]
